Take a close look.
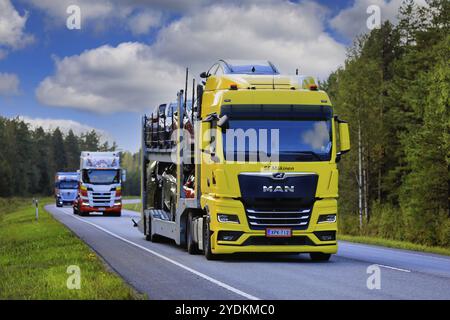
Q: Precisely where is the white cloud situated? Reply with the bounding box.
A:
[0,72,20,96]
[19,116,113,142]
[36,1,346,114]
[36,42,185,113]
[330,0,428,40]
[23,0,211,33]
[153,1,345,77]
[0,0,33,50]
[128,10,162,35]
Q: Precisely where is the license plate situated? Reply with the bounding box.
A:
[266,228,292,238]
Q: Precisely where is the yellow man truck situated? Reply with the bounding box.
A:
[139,60,350,261]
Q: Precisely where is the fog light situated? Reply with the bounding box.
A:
[314,231,336,241]
[82,201,90,206]
[218,231,243,241]
[217,214,240,224]
[318,214,336,224]
[114,202,121,206]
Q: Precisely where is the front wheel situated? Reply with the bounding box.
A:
[203,217,220,260]
[187,212,200,255]
[111,211,121,217]
[310,253,331,261]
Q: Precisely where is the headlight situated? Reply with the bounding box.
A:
[318,214,336,224]
[217,214,240,224]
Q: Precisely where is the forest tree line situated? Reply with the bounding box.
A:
[0,116,141,197]
[323,0,449,246]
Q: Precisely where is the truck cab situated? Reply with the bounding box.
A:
[73,152,126,217]
[141,60,350,261]
[55,172,79,207]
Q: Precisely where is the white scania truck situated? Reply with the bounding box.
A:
[73,151,126,217]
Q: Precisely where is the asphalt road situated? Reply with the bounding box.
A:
[47,204,450,300]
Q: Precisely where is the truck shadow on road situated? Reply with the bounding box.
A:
[217,253,334,264]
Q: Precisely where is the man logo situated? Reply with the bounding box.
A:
[272,172,285,179]
[263,185,295,193]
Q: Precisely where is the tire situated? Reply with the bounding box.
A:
[73,207,78,215]
[79,209,88,217]
[310,252,331,261]
[203,217,220,260]
[111,211,121,217]
[187,212,200,255]
[146,233,162,242]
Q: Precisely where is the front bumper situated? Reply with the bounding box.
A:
[212,231,337,254]
[79,205,121,213]
[56,197,76,206]
[204,196,338,255]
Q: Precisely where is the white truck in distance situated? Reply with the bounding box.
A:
[73,151,126,217]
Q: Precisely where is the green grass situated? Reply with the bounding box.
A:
[122,202,142,212]
[0,197,145,299]
[338,234,450,256]
[122,196,140,200]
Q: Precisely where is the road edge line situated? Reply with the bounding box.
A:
[53,206,261,300]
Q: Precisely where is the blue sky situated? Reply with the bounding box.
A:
[0,0,408,152]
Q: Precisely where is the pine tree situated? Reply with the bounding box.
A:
[52,128,67,172]
[65,130,80,171]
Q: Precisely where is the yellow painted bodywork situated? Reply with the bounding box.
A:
[199,74,339,254]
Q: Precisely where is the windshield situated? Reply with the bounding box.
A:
[222,119,332,162]
[58,181,78,189]
[82,169,120,185]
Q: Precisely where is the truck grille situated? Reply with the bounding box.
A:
[91,192,113,207]
[244,198,313,230]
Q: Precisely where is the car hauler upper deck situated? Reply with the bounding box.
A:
[140,60,350,260]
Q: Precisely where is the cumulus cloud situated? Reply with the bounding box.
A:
[36,42,185,113]
[330,0,428,40]
[23,0,212,33]
[36,1,346,114]
[0,0,34,51]
[128,10,162,35]
[152,1,345,77]
[19,116,113,142]
[0,72,20,96]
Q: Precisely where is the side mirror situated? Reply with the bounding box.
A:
[121,169,127,183]
[200,71,209,79]
[339,122,351,153]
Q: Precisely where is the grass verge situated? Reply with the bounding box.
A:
[338,234,450,256]
[123,202,142,212]
[0,197,145,299]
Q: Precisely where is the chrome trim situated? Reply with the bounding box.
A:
[249,221,308,226]
[239,172,315,180]
[248,215,309,220]
[247,208,310,214]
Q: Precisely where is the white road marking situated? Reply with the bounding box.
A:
[376,264,411,273]
[56,207,260,300]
